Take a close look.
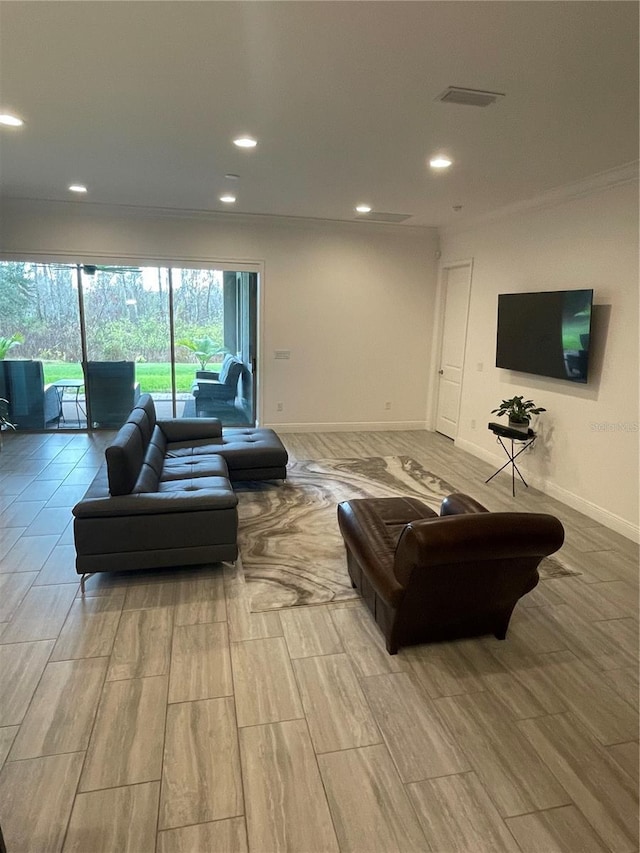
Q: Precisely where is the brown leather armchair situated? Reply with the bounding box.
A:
[337,492,564,654]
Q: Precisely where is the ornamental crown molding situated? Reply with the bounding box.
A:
[0,196,434,235]
[439,161,639,238]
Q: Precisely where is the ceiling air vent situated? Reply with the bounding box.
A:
[355,212,412,223]
[436,86,505,107]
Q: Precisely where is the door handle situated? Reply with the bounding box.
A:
[438,369,444,375]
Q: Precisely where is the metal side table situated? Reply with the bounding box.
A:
[52,379,86,427]
[486,421,536,497]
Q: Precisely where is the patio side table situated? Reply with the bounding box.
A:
[52,379,85,426]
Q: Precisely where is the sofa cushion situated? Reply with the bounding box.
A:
[165,440,223,458]
[150,424,168,455]
[133,462,161,495]
[158,418,222,443]
[166,428,288,472]
[105,422,145,496]
[127,406,154,449]
[144,441,166,479]
[133,393,157,428]
[216,429,289,473]
[161,454,229,481]
[158,476,235,496]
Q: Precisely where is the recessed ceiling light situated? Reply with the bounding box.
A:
[355,204,372,214]
[0,113,24,127]
[233,136,257,149]
[429,156,452,169]
[220,194,236,203]
[68,184,88,193]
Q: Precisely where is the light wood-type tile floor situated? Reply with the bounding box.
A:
[0,428,637,852]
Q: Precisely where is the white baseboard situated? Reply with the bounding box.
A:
[455,437,640,544]
[262,420,427,434]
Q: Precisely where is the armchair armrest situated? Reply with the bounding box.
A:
[440,492,489,516]
[157,417,222,442]
[394,512,564,585]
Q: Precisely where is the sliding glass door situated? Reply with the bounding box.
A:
[0,260,258,431]
[228,271,257,425]
[81,265,172,426]
[0,262,83,429]
[172,268,255,426]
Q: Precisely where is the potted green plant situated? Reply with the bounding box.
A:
[491,395,546,433]
[0,333,24,359]
[0,398,16,450]
[176,335,227,372]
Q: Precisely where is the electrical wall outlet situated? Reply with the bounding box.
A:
[276,401,283,412]
[384,401,391,410]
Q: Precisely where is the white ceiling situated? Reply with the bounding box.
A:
[1,1,638,227]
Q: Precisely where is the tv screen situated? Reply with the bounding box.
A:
[496,289,593,383]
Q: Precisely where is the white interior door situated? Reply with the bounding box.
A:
[435,261,472,439]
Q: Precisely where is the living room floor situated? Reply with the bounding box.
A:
[0,428,637,852]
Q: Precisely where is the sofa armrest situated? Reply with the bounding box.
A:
[157,417,222,442]
[440,492,489,516]
[73,489,237,518]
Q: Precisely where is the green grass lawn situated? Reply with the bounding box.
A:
[42,361,222,393]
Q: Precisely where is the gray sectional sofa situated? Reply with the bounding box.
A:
[72,394,288,589]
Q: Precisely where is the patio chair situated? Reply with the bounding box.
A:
[84,361,141,428]
[191,355,244,416]
[3,360,60,429]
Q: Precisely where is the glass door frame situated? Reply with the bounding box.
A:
[0,253,264,430]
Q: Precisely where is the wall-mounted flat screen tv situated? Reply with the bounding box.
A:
[496,289,594,383]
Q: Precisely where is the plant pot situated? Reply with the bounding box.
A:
[508,419,529,434]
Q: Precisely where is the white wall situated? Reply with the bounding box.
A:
[0,199,439,430]
[438,178,639,540]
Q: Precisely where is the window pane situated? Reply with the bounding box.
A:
[0,262,83,430]
[173,267,254,426]
[82,265,171,427]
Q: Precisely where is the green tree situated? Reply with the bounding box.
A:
[0,333,24,359]
[0,262,33,328]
